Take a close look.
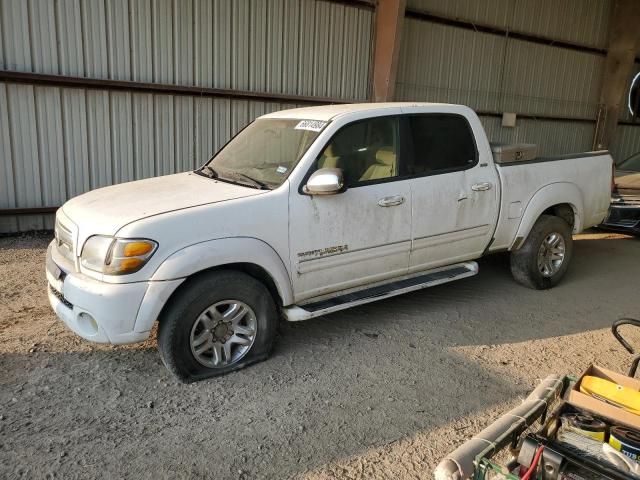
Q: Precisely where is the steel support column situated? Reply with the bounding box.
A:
[593,0,640,151]
[371,0,406,102]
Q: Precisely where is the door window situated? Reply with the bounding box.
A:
[406,114,477,175]
[315,116,400,187]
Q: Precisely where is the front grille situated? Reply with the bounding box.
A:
[49,285,73,309]
[54,217,75,263]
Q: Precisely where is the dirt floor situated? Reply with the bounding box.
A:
[1,231,639,479]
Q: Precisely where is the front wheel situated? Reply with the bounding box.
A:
[510,214,573,289]
[158,270,278,382]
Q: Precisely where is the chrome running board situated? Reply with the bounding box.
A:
[283,261,478,321]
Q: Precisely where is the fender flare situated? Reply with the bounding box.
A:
[511,182,584,250]
[150,237,294,305]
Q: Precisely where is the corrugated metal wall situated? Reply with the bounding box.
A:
[0,82,304,232]
[397,20,604,120]
[0,0,374,233]
[406,0,612,49]
[1,0,638,234]
[0,0,373,98]
[398,0,612,156]
[612,125,640,163]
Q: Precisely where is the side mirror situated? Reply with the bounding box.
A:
[303,168,345,195]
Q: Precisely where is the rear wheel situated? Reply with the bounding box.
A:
[158,270,278,382]
[510,214,573,289]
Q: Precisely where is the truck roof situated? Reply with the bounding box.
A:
[260,102,458,122]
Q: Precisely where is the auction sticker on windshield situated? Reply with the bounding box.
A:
[294,120,327,132]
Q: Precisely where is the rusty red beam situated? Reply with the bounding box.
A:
[0,207,59,216]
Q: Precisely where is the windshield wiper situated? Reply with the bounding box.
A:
[229,172,271,190]
[197,165,270,190]
[197,165,219,179]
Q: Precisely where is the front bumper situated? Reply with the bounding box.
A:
[46,242,183,344]
[600,204,640,235]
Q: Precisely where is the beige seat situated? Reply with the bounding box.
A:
[359,147,397,181]
[317,144,340,169]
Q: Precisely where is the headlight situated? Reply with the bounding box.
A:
[81,236,158,275]
[80,236,113,271]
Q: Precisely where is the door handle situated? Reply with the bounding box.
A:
[378,195,405,207]
[471,182,492,192]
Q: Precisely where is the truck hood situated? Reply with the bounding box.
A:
[61,172,264,240]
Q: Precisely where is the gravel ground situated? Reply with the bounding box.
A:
[1,231,639,479]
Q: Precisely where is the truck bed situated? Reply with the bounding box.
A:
[489,151,612,251]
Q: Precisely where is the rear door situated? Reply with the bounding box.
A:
[404,113,499,272]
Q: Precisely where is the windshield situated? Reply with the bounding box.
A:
[619,152,640,172]
[202,118,325,189]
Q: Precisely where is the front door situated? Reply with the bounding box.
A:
[289,115,412,302]
[404,113,499,272]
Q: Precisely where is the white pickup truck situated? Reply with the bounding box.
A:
[46,103,612,382]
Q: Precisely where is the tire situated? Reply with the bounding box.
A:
[157,270,278,382]
[510,214,573,290]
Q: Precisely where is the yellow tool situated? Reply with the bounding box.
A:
[580,376,640,415]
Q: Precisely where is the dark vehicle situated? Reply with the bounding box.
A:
[601,152,640,236]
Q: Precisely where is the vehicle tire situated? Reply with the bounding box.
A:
[510,214,573,290]
[157,270,278,382]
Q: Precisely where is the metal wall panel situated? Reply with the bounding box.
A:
[480,116,595,156]
[106,0,132,80]
[34,86,67,221]
[57,0,85,76]
[397,18,603,119]
[6,84,44,232]
[407,0,611,49]
[0,0,373,100]
[501,39,603,119]
[29,0,59,73]
[509,0,611,50]
[0,82,304,233]
[397,19,506,112]
[407,0,513,29]
[0,84,17,233]
[1,0,31,70]
[611,125,640,163]
[0,0,374,233]
[130,0,153,82]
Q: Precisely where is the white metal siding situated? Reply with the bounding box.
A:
[0,0,374,232]
[397,18,603,120]
[397,20,507,113]
[0,81,305,233]
[501,39,603,119]
[0,0,373,99]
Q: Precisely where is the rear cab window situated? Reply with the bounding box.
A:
[404,114,478,176]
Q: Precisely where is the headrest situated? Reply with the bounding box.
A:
[376,147,396,166]
[323,144,336,158]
